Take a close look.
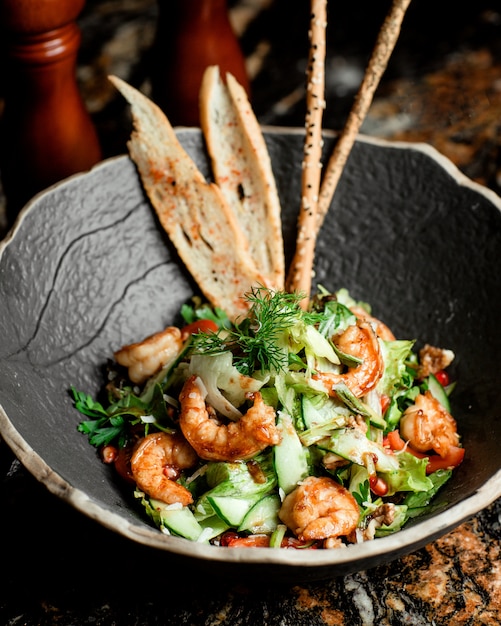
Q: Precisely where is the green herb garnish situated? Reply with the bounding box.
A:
[192,286,304,375]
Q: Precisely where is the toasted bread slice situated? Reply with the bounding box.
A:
[199,66,285,290]
[109,75,268,321]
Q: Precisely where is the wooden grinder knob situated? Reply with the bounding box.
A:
[0,0,102,223]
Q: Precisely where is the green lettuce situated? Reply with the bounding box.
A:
[377,339,415,397]
[382,451,433,496]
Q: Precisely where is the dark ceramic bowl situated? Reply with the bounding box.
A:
[1,128,500,582]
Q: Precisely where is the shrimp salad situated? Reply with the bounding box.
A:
[72,287,464,549]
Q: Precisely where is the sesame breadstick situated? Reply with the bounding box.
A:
[316,0,412,233]
[286,0,327,302]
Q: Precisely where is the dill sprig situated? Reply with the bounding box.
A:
[192,286,304,374]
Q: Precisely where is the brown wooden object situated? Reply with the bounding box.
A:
[151,0,250,127]
[0,0,102,224]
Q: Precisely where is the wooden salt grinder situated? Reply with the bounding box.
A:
[151,0,250,127]
[0,0,102,224]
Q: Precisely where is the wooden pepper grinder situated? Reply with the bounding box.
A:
[151,0,250,127]
[0,0,102,225]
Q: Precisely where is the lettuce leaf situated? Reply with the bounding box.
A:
[382,451,433,496]
[377,339,415,397]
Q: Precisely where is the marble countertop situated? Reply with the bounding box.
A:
[1,1,501,623]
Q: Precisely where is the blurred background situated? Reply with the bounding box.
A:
[0,0,500,237]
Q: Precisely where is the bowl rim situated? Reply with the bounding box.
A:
[1,128,501,569]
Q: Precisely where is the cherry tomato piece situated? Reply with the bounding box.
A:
[386,429,406,451]
[220,531,241,546]
[223,534,270,548]
[370,475,389,496]
[385,429,465,473]
[434,370,450,387]
[425,446,465,474]
[386,429,426,457]
[221,533,320,549]
[181,319,219,340]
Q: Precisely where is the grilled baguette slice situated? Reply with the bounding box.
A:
[199,66,285,290]
[109,75,268,322]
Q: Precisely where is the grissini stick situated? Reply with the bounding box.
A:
[316,0,412,234]
[286,0,327,303]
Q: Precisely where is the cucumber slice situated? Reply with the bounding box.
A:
[196,456,278,522]
[193,495,216,521]
[197,515,231,540]
[238,493,281,534]
[426,374,451,411]
[273,411,309,495]
[320,428,399,473]
[149,500,203,541]
[208,494,259,526]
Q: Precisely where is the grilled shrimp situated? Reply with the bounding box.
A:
[350,305,396,341]
[178,375,281,461]
[399,391,459,457]
[279,476,360,542]
[314,320,384,397]
[114,326,183,384]
[130,432,198,505]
